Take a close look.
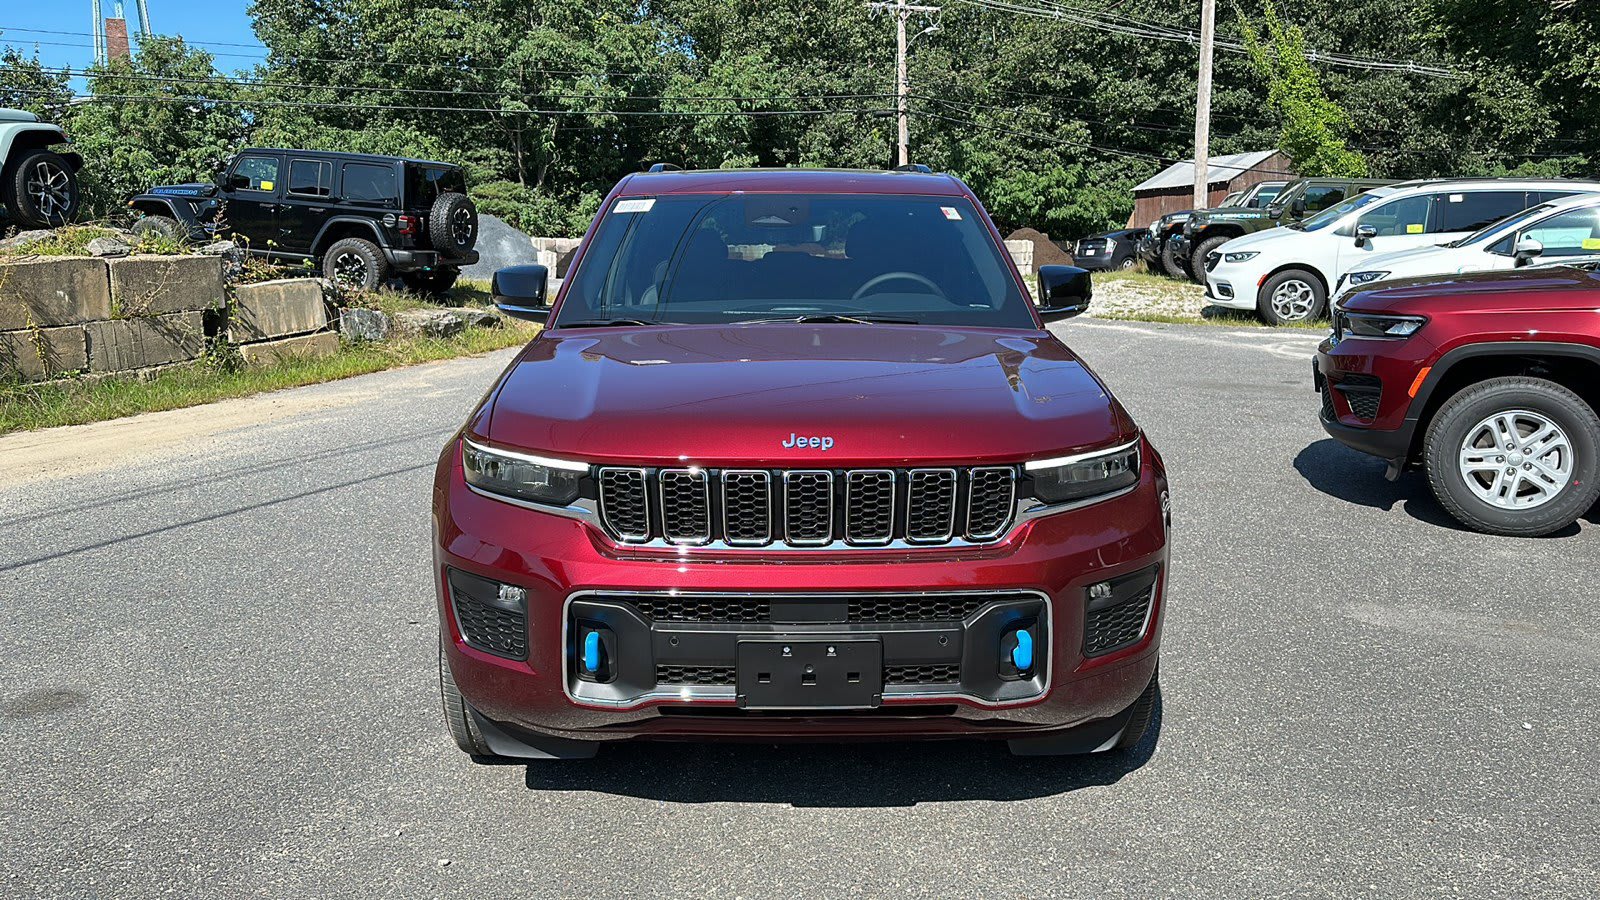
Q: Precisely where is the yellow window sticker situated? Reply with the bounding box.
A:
[259,180,274,191]
[1583,237,1600,250]
[1406,223,1424,234]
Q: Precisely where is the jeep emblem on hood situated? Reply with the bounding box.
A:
[782,433,834,451]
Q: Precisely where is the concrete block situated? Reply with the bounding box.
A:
[0,325,88,381]
[107,254,225,317]
[85,312,205,373]
[0,257,112,330]
[1005,239,1035,277]
[230,278,328,342]
[238,331,339,366]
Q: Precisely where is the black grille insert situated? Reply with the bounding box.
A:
[447,568,526,660]
[906,469,957,542]
[1334,374,1382,422]
[845,470,895,544]
[885,664,962,684]
[598,468,650,541]
[625,596,771,623]
[657,665,736,686]
[847,593,995,623]
[721,470,772,545]
[659,468,711,544]
[1084,565,1159,657]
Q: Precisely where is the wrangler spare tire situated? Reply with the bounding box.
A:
[428,192,478,256]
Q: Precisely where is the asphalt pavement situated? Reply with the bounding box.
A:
[2,318,1596,898]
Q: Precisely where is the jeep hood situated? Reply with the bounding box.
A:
[143,183,218,198]
[478,325,1137,467]
[1345,266,1600,314]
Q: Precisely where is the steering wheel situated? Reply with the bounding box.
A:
[851,271,946,302]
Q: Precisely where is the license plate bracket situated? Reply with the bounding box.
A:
[736,638,883,709]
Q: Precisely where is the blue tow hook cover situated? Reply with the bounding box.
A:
[583,630,601,673]
[1011,629,1034,672]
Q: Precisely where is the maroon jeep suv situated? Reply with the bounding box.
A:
[1316,261,1600,536]
[431,167,1171,760]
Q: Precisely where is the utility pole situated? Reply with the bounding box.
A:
[1193,0,1216,209]
[867,0,940,167]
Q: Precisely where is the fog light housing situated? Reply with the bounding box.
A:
[445,568,529,660]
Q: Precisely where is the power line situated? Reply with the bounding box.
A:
[946,0,1459,78]
[7,86,892,118]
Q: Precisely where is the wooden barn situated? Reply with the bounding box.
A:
[1127,150,1294,227]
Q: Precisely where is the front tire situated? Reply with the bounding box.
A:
[131,215,184,242]
[1159,238,1186,279]
[1423,376,1600,537]
[1189,235,1230,283]
[1257,269,1326,325]
[323,237,389,293]
[5,149,79,227]
[439,641,498,758]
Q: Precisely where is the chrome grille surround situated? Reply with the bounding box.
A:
[657,468,711,545]
[593,465,1022,550]
[596,467,650,542]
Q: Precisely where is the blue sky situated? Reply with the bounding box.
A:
[1,0,259,76]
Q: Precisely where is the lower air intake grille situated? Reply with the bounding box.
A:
[885,664,962,685]
[1319,381,1336,420]
[626,596,771,623]
[1084,569,1158,657]
[1334,374,1382,422]
[447,569,526,660]
[656,665,736,686]
[847,593,995,623]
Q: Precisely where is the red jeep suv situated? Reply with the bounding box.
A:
[1317,262,1600,536]
[432,167,1171,760]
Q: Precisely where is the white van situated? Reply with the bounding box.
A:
[1202,179,1600,324]
[1336,193,1600,299]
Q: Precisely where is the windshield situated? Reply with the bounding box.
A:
[1293,191,1385,232]
[1448,203,1554,248]
[555,193,1036,328]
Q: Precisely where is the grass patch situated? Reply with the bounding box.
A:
[0,225,188,258]
[0,321,537,435]
[1089,269,1328,331]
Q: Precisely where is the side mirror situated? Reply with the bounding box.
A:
[1290,198,1307,217]
[1036,265,1092,322]
[1355,224,1377,248]
[492,265,550,321]
[1513,236,1544,267]
[226,174,251,191]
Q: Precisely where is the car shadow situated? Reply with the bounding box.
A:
[1293,439,1586,537]
[507,694,1163,807]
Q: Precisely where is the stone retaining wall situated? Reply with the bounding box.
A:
[0,254,338,383]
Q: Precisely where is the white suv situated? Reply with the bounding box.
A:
[1337,192,1600,298]
[1202,179,1600,325]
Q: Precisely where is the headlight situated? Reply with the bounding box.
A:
[461,438,585,505]
[1223,251,1258,263]
[1025,438,1141,504]
[1344,312,1426,339]
[1347,270,1389,287]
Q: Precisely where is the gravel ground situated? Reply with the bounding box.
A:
[2,319,1596,898]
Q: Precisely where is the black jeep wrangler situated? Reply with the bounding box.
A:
[127,149,479,293]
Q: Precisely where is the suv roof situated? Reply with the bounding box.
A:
[615,167,969,197]
[237,147,460,169]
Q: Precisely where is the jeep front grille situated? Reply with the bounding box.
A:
[596,466,1019,548]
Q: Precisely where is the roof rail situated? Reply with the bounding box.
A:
[645,162,683,173]
[893,163,934,174]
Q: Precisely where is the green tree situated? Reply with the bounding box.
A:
[0,46,74,121]
[1241,1,1367,177]
[69,38,247,218]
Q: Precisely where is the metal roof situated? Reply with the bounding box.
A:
[1133,151,1282,193]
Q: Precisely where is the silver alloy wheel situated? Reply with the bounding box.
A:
[333,251,368,288]
[25,159,71,220]
[1269,278,1316,321]
[451,207,474,245]
[1457,409,1573,510]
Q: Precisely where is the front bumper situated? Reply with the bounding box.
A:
[1204,259,1266,310]
[433,438,1170,745]
[1314,336,1436,472]
[1169,234,1192,265]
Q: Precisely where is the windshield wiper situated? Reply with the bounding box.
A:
[735,313,918,325]
[556,318,669,328]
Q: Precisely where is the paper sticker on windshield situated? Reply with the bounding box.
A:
[612,198,656,214]
[1449,193,1464,203]
[1584,238,1600,250]
[940,206,963,221]
[1406,223,1424,234]
[259,180,274,192]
